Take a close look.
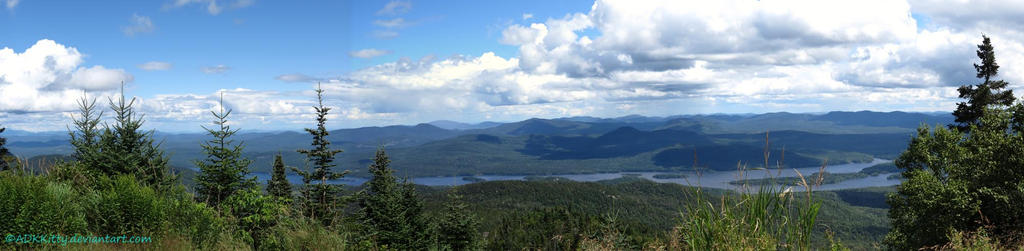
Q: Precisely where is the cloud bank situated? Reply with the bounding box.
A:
[9,0,1024,131]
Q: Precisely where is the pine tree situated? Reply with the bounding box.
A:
[292,83,349,225]
[359,148,402,244]
[95,85,177,190]
[0,125,10,171]
[194,93,257,207]
[437,188,481,250]
[952,35,1016,132]
[69,93,103,171]
[358,147,431,248]
[398,180,431,248]
[266,154,293,199]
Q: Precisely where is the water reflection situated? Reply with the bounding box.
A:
[247,159,898,191]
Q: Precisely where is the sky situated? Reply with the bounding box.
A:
[2,0,1024,132]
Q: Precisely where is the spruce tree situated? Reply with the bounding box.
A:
[358,147,431,248]
[951,35,1016,132]
[194,94,256,207]
[69,93,103,171]
[292,83,349,225]
[0,125,9,171]
[266,154,293,199]
[437,188,481,250]
[95,85,177,190]
[398,180,431,248]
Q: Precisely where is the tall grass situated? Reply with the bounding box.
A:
[670,132,833,250]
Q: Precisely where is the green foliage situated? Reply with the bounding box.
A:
[436,188,481,250]
[486,206,603,250]
[859,161,898,176]
[0,125,9,171]
[86,175,168,236]
[222,188,289,249]
[887,108,1024,249]
[674,184,822,250]
[90,87,177,191]
[952,35,1016,132]
[194,95,257,208]
[293,84,349,225]
[263,217,351,250]
[941,228,1024,250]
[357,148,432,249]
[162,188,229,249]
[0,172,89,244]
[266,154,293,199]
[68,94,103,173]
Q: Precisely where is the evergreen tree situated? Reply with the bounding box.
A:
[194,94,256,207]
[266,154,293,199]
[0,125,9,171]
[292,83,349,225]
[69,93,103,171]
[951,35,1016,132]
[358,147,432,249]
[437,188,481,250]
[95,85,177,190]
[887,35,1024,249]
[398,180,432,248]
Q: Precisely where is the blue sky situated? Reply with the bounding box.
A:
[2,0,1024,132]
[1,0,589,97]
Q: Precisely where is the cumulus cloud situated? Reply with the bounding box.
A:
[201,65,231,74]
[165,0,253,15]
[376,0,411,16]
[313,0,1024,124]
[15,0,1024,132]
[349,49,392,59]
[0,39,133,113]
[122,14,155,37]
[138,61,172,71]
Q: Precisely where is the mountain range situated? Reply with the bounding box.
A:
[5,111,952,180]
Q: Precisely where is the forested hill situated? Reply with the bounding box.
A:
[6,111,950,178]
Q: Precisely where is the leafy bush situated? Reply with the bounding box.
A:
[222,188,289,249]
[85,175,168,236]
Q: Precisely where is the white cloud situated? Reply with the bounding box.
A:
[15,0,1024,132]
[373,18,408,29]
[522,13,534,20]
[308,0,1024,124]
[376,0,411,16]
[349,49,392,59]
[137,61,173,71]
[275,73,321,83]
[0,39,132,113]
[122,14,155,37]
[166,0,253,15]
[201,65,230,74]
[4,0,18,9]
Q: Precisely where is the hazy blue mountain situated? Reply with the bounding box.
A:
[3,111,951,178]
[427,120,502,130]
[811,111,953,128]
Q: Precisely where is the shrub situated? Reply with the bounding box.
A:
[0,172,89,247]
[84,175,168,236]
[222,188,289,249]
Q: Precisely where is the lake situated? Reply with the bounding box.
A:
[248,158,896,191]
